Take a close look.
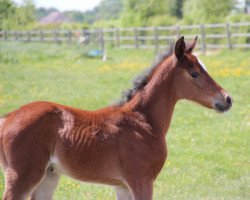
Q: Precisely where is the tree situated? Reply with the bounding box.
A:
[121,0,184,26]
[170,0,184,18]
[36,7,58,20]
[0,0,15,30]
[183,0,235,24]
[63,0,123,24]
[63,11,84,22]
[1,0,35,30]
[15,0,35,26]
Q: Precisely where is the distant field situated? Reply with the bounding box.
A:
[0,42,249,199]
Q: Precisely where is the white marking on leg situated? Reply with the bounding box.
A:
[115,186,133,200]
[31,166,60,200]
[197,57,207,71]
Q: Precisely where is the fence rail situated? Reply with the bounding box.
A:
[0,22,249,54]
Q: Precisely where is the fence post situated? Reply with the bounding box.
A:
[134,28,139,49]
[54,30,58,43]
[40,30,44,42]
[226,23,232,49]
[116,28,120,47]
[14,31,18,41]
[176,25,180,38]
[82,28,85,44]
[68,30,72,43]
[154,27,159,54]
[27,31,31,42]
[99,28,105,56]
[99,28,106,61]
[3,31,6,40]
[110,29,115,47]
[100,28,104,51]
[200,24,206,55]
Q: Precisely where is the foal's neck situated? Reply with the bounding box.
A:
[126,56,177,137]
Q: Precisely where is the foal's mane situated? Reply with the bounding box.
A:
[116,45,174,106]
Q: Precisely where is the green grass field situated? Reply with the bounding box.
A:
[0,42,249,199]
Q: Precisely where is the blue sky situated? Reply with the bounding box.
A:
[13,0,102,11]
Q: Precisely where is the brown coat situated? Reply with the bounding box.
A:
[0,36,232,200]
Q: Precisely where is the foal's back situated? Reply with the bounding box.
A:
[0,101,147,186]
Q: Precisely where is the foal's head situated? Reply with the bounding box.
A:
[173,36,232,112]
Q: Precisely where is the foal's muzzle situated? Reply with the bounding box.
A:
[214,95,232,113]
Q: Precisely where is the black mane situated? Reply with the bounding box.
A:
[116,45,174,106]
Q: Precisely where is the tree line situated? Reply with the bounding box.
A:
[0,0,249,30]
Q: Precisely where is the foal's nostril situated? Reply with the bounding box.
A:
[226,96,232,106]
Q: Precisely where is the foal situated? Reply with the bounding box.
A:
[0,36,232,200]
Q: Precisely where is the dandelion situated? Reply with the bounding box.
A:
[211,67,250,77]
[98,65,112,72]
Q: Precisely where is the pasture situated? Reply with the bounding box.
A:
[0,42,249,199]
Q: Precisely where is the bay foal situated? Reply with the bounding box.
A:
[0,36,232,200]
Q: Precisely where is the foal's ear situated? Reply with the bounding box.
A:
[186,36,198,53]
[175,36,186,60]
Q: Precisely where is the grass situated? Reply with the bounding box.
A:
[0,42,249,199]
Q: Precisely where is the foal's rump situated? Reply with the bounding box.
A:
[0,101,64,171]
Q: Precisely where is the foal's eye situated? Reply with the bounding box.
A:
[191,72,200,78]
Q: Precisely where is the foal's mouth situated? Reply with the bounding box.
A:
[214,103,231,113]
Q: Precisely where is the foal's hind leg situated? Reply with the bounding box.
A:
[3,166,48,200]
[31,165,60,200]
[2,137,51,199]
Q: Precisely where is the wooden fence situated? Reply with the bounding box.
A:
[0,22,249,54]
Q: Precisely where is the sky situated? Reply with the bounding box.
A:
[13,0,102,12]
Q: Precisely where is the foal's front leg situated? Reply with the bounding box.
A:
[126,178,154,200]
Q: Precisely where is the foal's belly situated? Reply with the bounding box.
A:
[51,144,123,186]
